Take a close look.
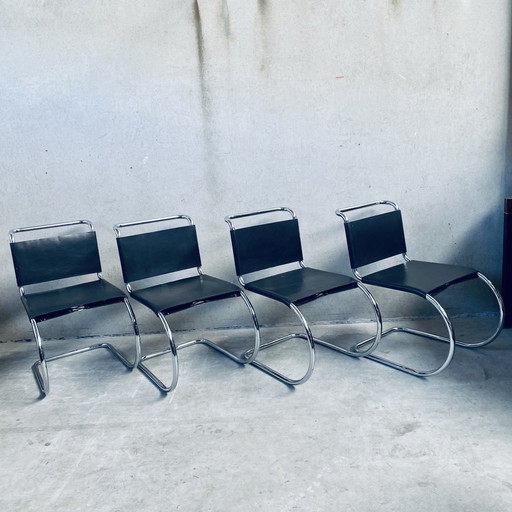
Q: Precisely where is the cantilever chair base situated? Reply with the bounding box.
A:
[356,327,455,378]
[336,201,504,377]
[129,284,260,393]
[32,341,138,397]
[137,333,258,393]
[225,208,384,386]
[352,273,504,377]
[10,220,141,397]
[241,276,383,386]
[114,216,260,393]
[353,273,503,377]
[244,332,314,386]
[28,294,141,397]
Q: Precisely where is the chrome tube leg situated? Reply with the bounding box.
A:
[289,303,316,384]
[364,294,456,377]
[237,290,261,364]
[122,298,142,367]
[454,273,505,348]
[194,292,261,364]
[137,293,260,393]
[352,283,382,356]
[249,303,315,386]
[424,294,456,375]
[137,312,179,393]
[92,299,142,370]
[313,283,382,357]
[30,319,49,396]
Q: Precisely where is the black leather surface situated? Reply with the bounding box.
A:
[344,210,407,268]
[362,260,478,297]
[130,274,241,315]
[11,232,102,287]
[230,219,303,276]
[245,267,358,306]
[21,279,126,322]
[116,225,202,283]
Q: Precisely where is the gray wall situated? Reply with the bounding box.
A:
[1,0,510,340]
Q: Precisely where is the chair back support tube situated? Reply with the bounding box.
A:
[116,225,202,283]
[344,210,407,269]
[230,219,303,276]
[10,231,102,287]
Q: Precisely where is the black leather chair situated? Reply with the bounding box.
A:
[336,200,504,377]
[225,207,382,386]
[9,220,141,397]
[114,215,260,393]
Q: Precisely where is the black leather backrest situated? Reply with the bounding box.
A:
[10,231,102,287]
[116,225,201,283]
[344,210,407,268]
[230,219,303,276]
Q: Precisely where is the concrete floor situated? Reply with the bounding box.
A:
[1,317,512,511]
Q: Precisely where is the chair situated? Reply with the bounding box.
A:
[113,215,260,393]
[9,220,141,397]
[336,200,504,377]
[225,207,382,386]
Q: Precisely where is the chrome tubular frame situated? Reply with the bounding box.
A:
[242,302,316,386]
[335,200,399,221]
[135,292,261,394]
[312,282,383,358]
[31,298,142,396]
[226,208,314,385]
[9,219,94,241]
[11,220,142,397]
[224,206,297,231]
[336,201,504,377]
[465,273,505,347]
[225,207,383,386]
[436,272,504,348]
[355,294,456,377]
[114,214,193,233]
[336,200,410,267]
[115,216,261,393]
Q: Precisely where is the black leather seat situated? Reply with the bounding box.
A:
[337,200,504,377]
[9,220,141,397]
[20,280,127,322]
[130,275,241,316]
[114,215,260,393]
[361,260,477,297]
[245,267,356,305]
[225,207,382,386]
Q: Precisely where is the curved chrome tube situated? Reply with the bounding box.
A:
[224,207,296,230]
[335,200,398,222]
[137,312,180,393]
[313,282,383,358]
[30,319,49,396]
[237,291,261,364]
[9,219,94,242]
[360,294,456,377]
[247,302,315,386]
[451,273,504,348]
[31,299,142,397]
[137,293,261,393]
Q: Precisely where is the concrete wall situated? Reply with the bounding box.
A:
[0,0,510,340]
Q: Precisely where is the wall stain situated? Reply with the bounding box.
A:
[193,0,209,115]
[193,0,219,192]
[258,0,270,72]
[221,0,230,38]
